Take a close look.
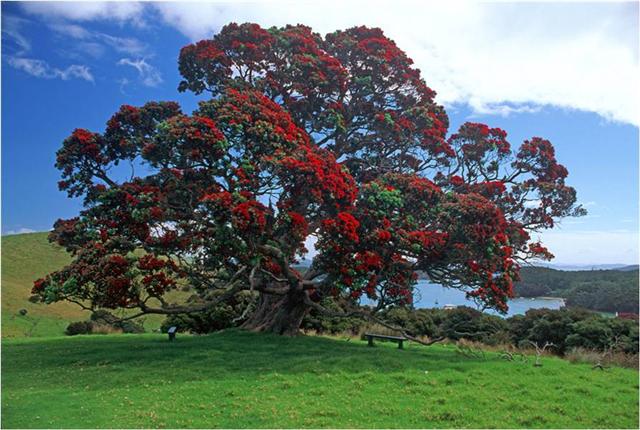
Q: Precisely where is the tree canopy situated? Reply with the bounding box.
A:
[33,23,584,335]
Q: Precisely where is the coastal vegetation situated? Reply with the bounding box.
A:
[515,267,639,313]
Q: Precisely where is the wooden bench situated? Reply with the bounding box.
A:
[365,333,405,349]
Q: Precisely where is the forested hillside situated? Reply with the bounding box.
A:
[515,267,639,313]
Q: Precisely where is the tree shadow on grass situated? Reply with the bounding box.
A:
[2,329,487,384]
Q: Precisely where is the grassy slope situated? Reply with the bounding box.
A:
[2,331,638,429]
[1,232,88,338]
[1,232,185,338]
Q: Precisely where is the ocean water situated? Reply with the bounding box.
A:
[413,281,565,318]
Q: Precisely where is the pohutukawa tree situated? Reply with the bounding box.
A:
[33,23,584,336]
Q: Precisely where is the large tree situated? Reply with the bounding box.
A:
[33,23,584,336]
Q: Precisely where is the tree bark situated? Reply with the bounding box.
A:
[241,290,309,335]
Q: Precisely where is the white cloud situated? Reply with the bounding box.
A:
[537,229,639,265]
[99,33,147,56]
[3,228,37,236]
[18,1,638,124]
[467,103,542,118]
[117,77,131,95]
[49,23,148,56]
[150,1,639,126]
[117,58,162,87]
[2,15,32,55]
[303,235,319,260]
[49,22,92,39]
[73,42,107,59]
[20,1,145,26]
[6,57,94,82]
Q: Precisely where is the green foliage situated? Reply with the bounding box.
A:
[382,307,438,338]
[507,308,638,354]
[438,307,508,344]
[565,281,639,313]
[378,306,508,345]
[306,298,638,356]
[2,332,638,428]
[515,267,639,313]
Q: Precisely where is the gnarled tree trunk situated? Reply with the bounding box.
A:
[241,290,309,335]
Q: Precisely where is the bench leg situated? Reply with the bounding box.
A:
[367,336,374,347]
[398,340,404,350]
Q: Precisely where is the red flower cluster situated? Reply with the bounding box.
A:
[232,201,268,231]
[278,145,357,207]
[200,191,233,208]
[322,212,360,242]
[528,242,554,260]
[288,211,308,236]
[450,175,464,186]
[450,122,511,157]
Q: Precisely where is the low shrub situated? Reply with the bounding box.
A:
[65,321,93,336]
[302,298,365,335]
[306,301,639,364]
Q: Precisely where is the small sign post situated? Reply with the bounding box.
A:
[168,326,177,341]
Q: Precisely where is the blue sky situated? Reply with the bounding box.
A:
[2,1,638,265]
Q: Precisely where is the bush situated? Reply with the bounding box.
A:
[505,307,639,355]
[118,320,145,334]
[307,301,640,360]
[566,347,639,369]
[437,307,508,344]
[301,298,365,335]
[378,307,438,337]
[565,319,613,350]
[161,291,256,334]
[65,321,94,336]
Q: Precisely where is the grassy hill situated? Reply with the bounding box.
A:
[1,232,184,338]
[1,232,88,338]
[2,330,638,428]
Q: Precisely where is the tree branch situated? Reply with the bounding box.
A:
[302,292,446,346]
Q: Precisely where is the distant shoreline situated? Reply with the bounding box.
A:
[520,296,565,301]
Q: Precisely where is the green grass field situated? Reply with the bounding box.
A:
[2,330,638,428]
